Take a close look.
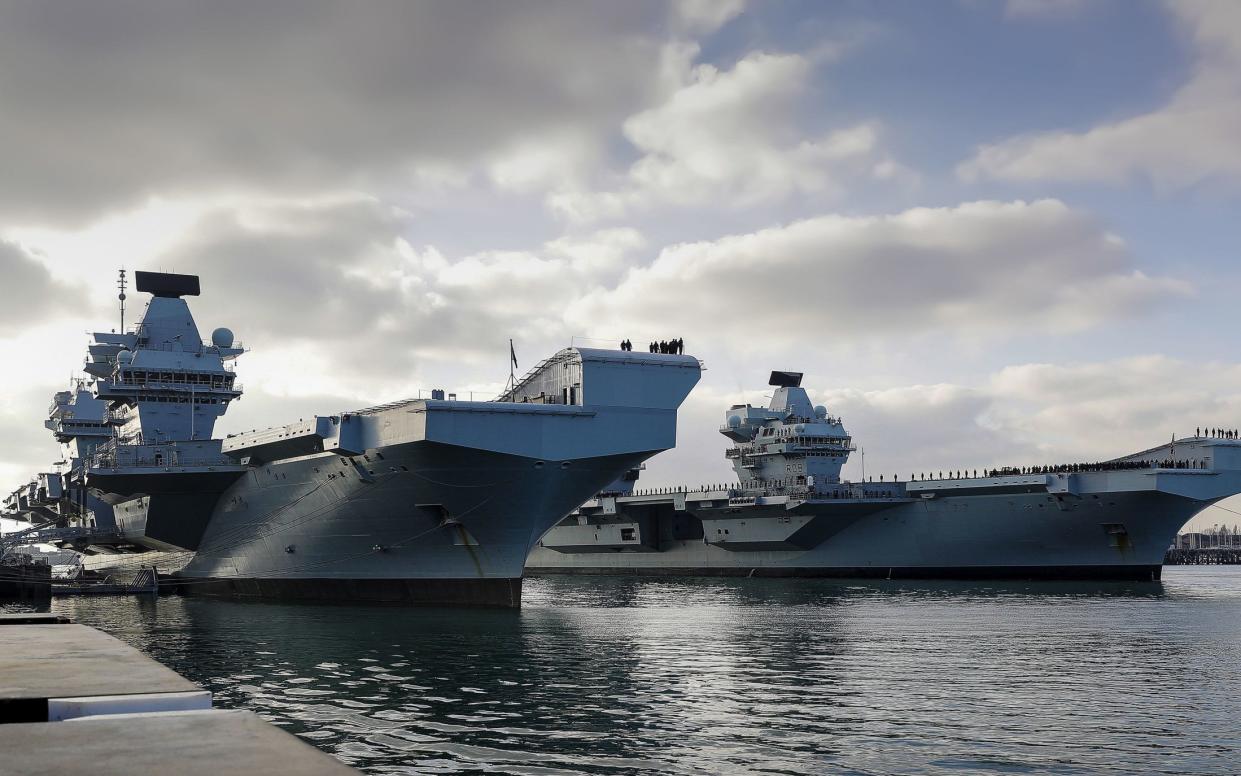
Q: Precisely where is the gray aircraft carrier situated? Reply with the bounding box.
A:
[2,270,700,605]
[526,371,1241,580]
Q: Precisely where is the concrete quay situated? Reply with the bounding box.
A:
[0,613,357,774]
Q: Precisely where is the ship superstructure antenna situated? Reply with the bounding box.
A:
[117,268,127,333]
[506,339,518,393]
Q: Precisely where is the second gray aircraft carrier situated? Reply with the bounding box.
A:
[526,371,1241,580]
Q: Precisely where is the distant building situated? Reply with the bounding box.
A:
[1174,524,1240,550]
[5,544,82,579]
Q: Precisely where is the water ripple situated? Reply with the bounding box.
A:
[5,567,1239,774]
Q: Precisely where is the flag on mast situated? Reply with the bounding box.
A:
[510,339,518,370]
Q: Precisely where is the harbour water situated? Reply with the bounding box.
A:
[6,567,1241,775]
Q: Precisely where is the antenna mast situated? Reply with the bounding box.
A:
[117,268,127,333]
[507,339,518,393]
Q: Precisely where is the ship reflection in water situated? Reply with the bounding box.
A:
[18,568,1241,775]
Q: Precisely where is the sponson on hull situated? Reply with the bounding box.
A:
[526,370,1241,581]
[2,271,701,606]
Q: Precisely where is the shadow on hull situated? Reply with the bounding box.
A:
[525,563,1164,582]
[175,576,523,608]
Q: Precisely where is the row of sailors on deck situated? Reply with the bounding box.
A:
[619,338,685,354]
[1199,427,1238,439]
[917,459,1202,481]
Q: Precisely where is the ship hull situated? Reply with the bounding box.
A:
[526,487,1206,581]
[175,440,648,606]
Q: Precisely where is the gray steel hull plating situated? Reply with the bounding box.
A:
[526,488,1205,581]
[177,440,647,606]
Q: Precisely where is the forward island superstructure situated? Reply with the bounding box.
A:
[527,371,1241,580]
[2,379,114,535]
[3,271,701,605]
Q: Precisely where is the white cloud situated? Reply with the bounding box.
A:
[6,193,654,395]
[843,355,1241,472]
[960,1,1241,188]
[485,131,602,195]
[987,355,1241,452]
[550,50,901,221]
[0,240,90,334]
[545,228,647,282]
[0,2,696,225]
[566,199,1190,351]
[0,2,902,232]
[2,193,1190,422]
[672,0,746,34]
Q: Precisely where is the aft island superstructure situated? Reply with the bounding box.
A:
[2,271,700,605]
[526,371,1241,581]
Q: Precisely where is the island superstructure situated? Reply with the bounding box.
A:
[3,379,115,534]
[526,371,1241,580]
[2,270,701,605]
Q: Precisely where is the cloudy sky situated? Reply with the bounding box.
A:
[2,0,1239,531]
